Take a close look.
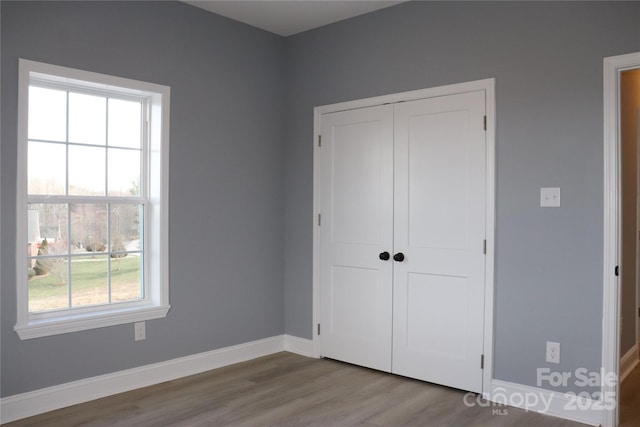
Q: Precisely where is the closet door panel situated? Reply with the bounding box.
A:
[318,104,394,372]
[392,91,486,393]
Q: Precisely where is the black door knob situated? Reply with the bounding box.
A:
[379,251,390,261]
[393,252,405,262]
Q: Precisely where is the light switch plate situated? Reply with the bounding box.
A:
[540,187,561,207]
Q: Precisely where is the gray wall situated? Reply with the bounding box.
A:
[283,1,640,392]
[1,1,286,397]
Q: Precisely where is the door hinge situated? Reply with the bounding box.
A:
[483,116,487,131]
[317,323,321,335]
[318,135,322,147]
[615,265,619,276]
[318,213,321,226]
[483,239,487,254]
[481,354,485,369]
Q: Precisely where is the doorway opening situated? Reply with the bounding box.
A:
[603,52,640,427]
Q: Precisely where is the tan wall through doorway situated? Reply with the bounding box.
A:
[621,68,640,356]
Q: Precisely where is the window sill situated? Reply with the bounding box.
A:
[15,304,171,340]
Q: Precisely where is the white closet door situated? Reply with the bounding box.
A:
[392,91,487,393]
[318,104,394,372]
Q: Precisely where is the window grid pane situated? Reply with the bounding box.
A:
[108,98,142,149]
[70,255,109,308]
[28,141,67,195]
[68,92,107,146]
[28,256,70,313]
[108,148,141,196]
[28,86,67,142]
[68,145,107,196]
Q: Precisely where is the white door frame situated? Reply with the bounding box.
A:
[602,52,640,427]
[312,78,496,396]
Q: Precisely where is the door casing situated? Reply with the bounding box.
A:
[312,78,496,397]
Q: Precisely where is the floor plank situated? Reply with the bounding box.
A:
[4,352,592,427]
[620,361,640,427]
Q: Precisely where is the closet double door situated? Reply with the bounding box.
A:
[318,90,487,393]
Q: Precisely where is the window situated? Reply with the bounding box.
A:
[15,59,170,339]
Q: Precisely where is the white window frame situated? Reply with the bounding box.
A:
[15,59,170,340]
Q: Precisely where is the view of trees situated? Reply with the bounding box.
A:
[28,202,140,255]
[27,201,143,311]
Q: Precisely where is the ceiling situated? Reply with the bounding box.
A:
[182,1,407,37]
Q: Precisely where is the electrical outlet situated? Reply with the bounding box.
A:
[546,341,560,364]
[134,321,146,341]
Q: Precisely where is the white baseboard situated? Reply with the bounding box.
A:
[0,335,287,424]
[490,380,603,427]
[284,334,315,357]
[620,342,639,383]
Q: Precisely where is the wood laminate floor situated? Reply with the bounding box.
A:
[620,361,640,427]
[4,352,591,427]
